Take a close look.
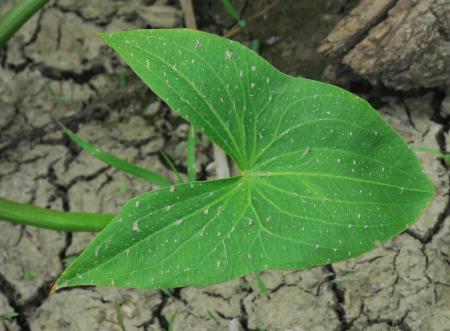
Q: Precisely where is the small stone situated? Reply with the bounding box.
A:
[176,123,190,139]
[138,5,182,28]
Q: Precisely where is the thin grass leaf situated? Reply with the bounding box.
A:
[187,126,197,182]
[220,0,241,21]
[161,151,185,184]
[118,70,127,88]
[207,309,219,323]
[250,39,259,52]
[59,123,171,187]
[413,146,450,162]
[0,0,49,48]
[255,273,268,296]
[220,0,246,30]
[160,288,174,297]
[168,313,176,331]
[115,300,126,331]
[0,312,18,323]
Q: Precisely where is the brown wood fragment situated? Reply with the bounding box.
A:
[319,0,450,91]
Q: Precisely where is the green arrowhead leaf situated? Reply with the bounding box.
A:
[56,29,434,290]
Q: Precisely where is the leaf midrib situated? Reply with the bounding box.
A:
[145,34,249,160]
[104,186,241,283]
[57,178,242,285]
[62,164,432,282]
[130,37,246,166]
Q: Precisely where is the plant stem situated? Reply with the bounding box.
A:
[0,0,49,48]
[223,0,281,39]
[0,197,113,232]
[180,0,197,29]
[187,126,197,181]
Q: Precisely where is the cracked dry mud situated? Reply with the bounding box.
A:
[0,0,449,330]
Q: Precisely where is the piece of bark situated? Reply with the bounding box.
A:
[318,0,398,59]
[319,0,450,91]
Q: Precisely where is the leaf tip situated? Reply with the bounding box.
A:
[97,32,107,39]
[98,32,116,44]
[55,120,65,131]
[56,121,73,139]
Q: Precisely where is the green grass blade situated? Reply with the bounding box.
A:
[0,312,18,323]
[168,313,176,331]
[114,300,127,331]
[60,123,171,187]
[187,126,196,182]
[251,39,260,52]
[207,309,219,323]
[219,0,241,21]
[0,0,49,48]
[413,146,450,162]
[161,151,184,184]
[255,274,268,296]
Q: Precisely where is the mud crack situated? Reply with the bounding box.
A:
[324,264,353,331]
[0,272,54,331]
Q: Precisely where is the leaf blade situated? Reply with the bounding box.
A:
[56,29,434,290]
[57,177,246,288]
